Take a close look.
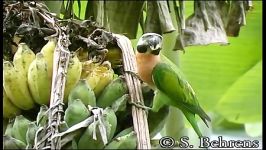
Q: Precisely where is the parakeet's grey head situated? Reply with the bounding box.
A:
[136,33,163,55]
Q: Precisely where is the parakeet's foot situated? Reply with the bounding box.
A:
[129,101,152,113]
[124,70,143,82]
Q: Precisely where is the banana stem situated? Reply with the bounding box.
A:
[115,34,151,149]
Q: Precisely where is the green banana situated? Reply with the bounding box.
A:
[3,61,35,110]
[77,119,111,149]
[68,79,96,107]
[114,127,133,138]
[11,115,31,144]
[97,77,128,108]
[64,53,82,103]
[64,99,90,127]
[104,129,137,149]
[26,122,38,149]
[13,43,35,77]
[111,94,130,113]
[27,52,51,105]
[4,120,14,136]
[3,135,27,149]
[103,107,117,141]
[36,105,48,127]
[40,37,57,79]
[3,88,21,119]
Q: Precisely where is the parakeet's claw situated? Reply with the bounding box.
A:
[124,70,143,82]
[129,101,151,113]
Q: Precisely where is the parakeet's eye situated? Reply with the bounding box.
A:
[137,44,148,53]
[151,49,160,55]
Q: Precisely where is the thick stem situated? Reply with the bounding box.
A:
[115,34,151,149]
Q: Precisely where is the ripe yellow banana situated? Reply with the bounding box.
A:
[40,37,57,79]
[3,61,35,110]
[64,53,82,103]
[105,46,123,69]
[3,88,21,119]
[28,52,51,105]
[13,43,35,77]
[82,60,114,96]
[12,115,31,144]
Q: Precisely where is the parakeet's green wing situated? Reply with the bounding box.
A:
[152,62,211,124]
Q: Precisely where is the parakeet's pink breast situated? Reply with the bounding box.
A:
[136,52,160,88]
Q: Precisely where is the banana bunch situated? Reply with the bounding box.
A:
[3,59,35,110]
[81,60,114,96]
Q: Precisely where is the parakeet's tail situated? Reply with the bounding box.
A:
[197,106,211,128]
[182,110,203,138]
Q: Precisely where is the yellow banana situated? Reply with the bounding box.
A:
[64,53,82,103]
[13,43,35,77]
[3,61,35,110]
[82,60,114,96]
[76,47,88,62]
[40,37,57,79]
[12,115,31,144]
[3,88,21,119]
[28,53,51,105]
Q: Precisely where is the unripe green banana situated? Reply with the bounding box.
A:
[64,99,90,127]
[68,79,96,107]
[3,135,26,149]
[64,53,82,103]
[26,122,38,149]
[28,52,51,105]
[111,94,130,113]
[82,60,114,96]
[4,120,15,136]
[97,77,128,108]
[77,119,111,149]
[103,107,117,141]
[40,37,57,79]
[11,115,31,144]
[36,105,48,127]
[3,61,35,110]
[3,88,21,119]
[114,127,133,138]
[104,130,137,149]
[13,43,35,77]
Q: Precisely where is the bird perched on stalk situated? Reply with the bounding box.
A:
[134,33,211,137]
